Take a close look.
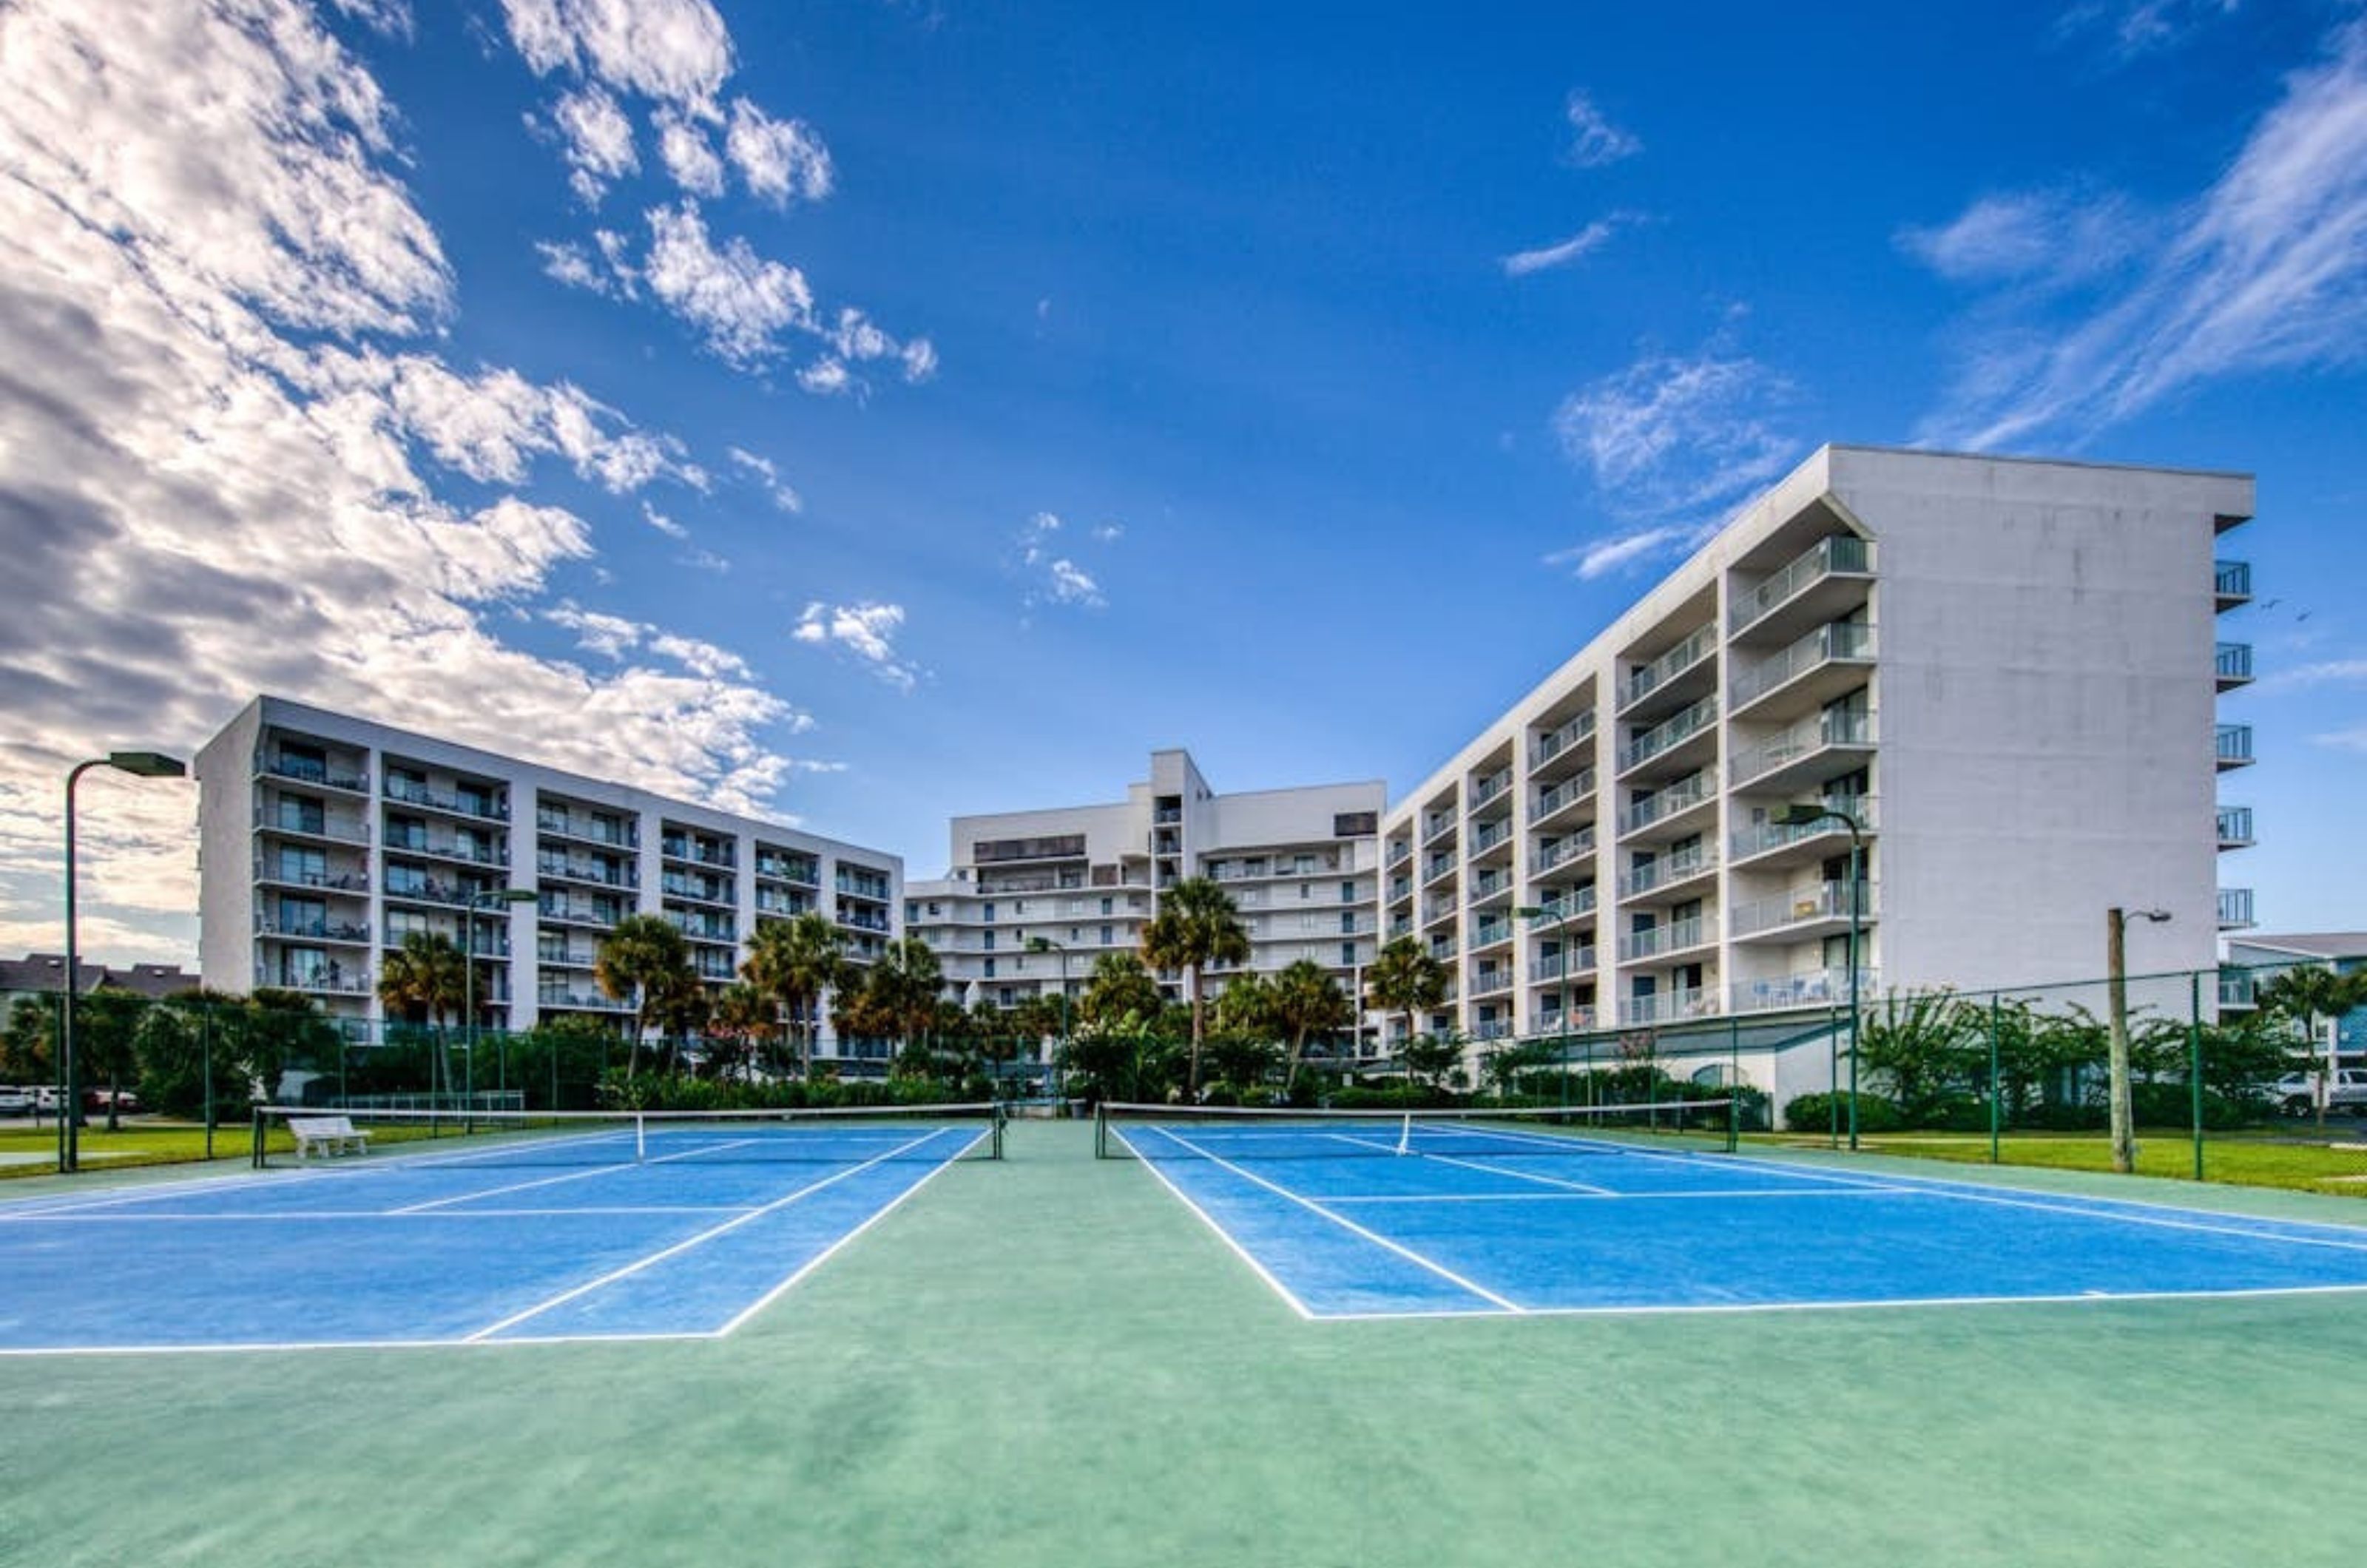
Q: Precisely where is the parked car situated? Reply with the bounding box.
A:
[2263,1069,2367,1116]
[0,1087,33,1115]
[81,1087,141,1115]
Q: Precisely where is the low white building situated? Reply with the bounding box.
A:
[195,695,900,1058]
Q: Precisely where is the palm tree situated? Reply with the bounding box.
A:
[868,936,945,1053]
[2258,963,2367,1128]
[1266,959,1352,1095]
[594,913,695,1077]
[1140,876,1250,1098]
[377,930,467,1095]
[706,982,772,1082]
[1365,936,1448,1090]
[1080,952,1164,1030]
[743,911,850,1079]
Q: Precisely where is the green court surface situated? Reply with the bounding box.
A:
[6,1120,2363,1567]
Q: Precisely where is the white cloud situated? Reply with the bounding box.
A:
[0,0,820,959]
[1897,189,2148,288]
[1551,348,1798,510]
[1503,216,1626,277]
[1544,524,1701,581]
[793,601,922,692]
[499,0,732,110]
[2260,658,2367,689]
[653,106,725,196]
[1563,91,1641,169]
[641,200,815,365]
[728,447,803,511]
[798,357,853,395]
[642,502,689,538]
[1016,511,1115,612]
[1044,560,1104,608]
[2059,0,2242,59]
[550,84,637,204]
[536,238,612,294]
[1915,16,2367,450]
[1091,522,1124,543]
[726,98,833,206]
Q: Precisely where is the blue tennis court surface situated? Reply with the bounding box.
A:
[1113,1118,2367,1319]
[0,1119,992,1353]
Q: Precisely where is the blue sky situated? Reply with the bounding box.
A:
[2,0,2363,964]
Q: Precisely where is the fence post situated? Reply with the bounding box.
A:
[1988,992,2002,1166]
[2190,969,2206,1183]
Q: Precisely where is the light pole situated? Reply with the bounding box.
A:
[61,751,186,1174]
[2106,906,2171,1175]
[1776,803,1865,1149]
[462,888,538,1111]
[1026,936,1069,1103]
[1514,902,1583,1109]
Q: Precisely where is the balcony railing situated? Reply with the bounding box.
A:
[262,755,368,793]
[538,899,626,929]
[1618,696,1718,775]
[1617,916,1709,964]
[1731,534,1871,632]
[2218,970,2257,1010]
[255,916,371,943]
[1470,819,1513,856]
[1617,846,1717,899]
[1729,967,1877,1015]
[1533,769,1596,822]
[385,779,508,821]
[1530,886,1598,923]
[1386,841,1413,868]
[1423,853,1456,885]
[1619,987,1717,1027]
[1530,828,1596,875]
[1729,881,1871,938]
[1729,709,1874,788]
[1730,796,1876,862]
[536,808,637,848]
[255,862,371,893]
[1529,710,1597,771]
[1422,813,1457,846]
[1470,970,1513,998]
[1618,773,1711,837]
[2214,559,2251,609]
[538,987,629,1011]
[1527,948,1596,983]
[2218,888,2255,929]
[2216,723,2253,768]
[1471,917,1514,949]
[384,831,505,867]
[2215,641,2254,689]
[1620,623,1717,712]
[1468,771,1513,813]
[255,805,371,845]
[1428,936,1457,962]
[259,963,373,996]
[1729,619,1875,709]
[2216,805,2253,848]
[754,855,822,885]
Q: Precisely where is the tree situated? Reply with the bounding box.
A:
[1401,1033,1468,1100]
[867,937,945,1052]
[3,995,54,1086]
[1139,876,1250,1097]
[77,987,146,1131]
[1265,960,1352,1095]
[645,970,712,1073]
[1081,952,1164,1030]
[377,930,468,1094]
[2257,964,2367,1128]
[593,914,695,1077]
[742,911,850,1079]
[1365,936,1448,1081]
[1854,988,1979,1122]
[706,982,773,1081]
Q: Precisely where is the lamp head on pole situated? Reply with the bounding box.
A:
[105,751,186,779]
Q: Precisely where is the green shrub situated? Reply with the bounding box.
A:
[1782,1091,1904,1135]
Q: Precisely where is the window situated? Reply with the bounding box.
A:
[1340,942,1357,967]
[1100,897,1113,916]
[1014,899,1028,914]
[982,902,996,922]
[1101,925,1115,946]
[275,795,325,834]
[1296,854,1316,873]
[982,932,996,952]
[983,958,996,979]
[1299,882,1311,901]
[1340,881,1356,903]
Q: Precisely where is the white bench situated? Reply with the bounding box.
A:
[288,1115,372,1160]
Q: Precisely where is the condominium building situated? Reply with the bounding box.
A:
[907,749,1384,1038]
[1380,445,2255,1051]
[195,696,900,1052]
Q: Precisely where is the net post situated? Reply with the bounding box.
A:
[635,1112,647,1163]
[251,1105,266,1169]
[2189,968,2206,1183]
[1724,1095,1738,1154]
[990,1102,1005,1160]
[1093,1103,1108,1159]
[1394,1111,1413,1156]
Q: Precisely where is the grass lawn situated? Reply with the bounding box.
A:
[0,1118,264,1175]
[1754,1125,2367,1194]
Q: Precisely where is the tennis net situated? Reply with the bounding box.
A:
[1095,1098,1736,1160]
[251,1101,1004,1169]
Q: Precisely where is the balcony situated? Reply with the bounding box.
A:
[1531,886,1598,924]
[1616,695,1718,779]
[260,962,372,996]
[1617,773,1712,839]
[2216,805,2253,851]
[539,897,626,931]
[1528,710,1597,774]
[2214,559,2252,612]
[1617,915,1712,964]
[1385,840,1413,869]
[538,985,629,1012]
[1730,796,1876,867]
[1729,967,1877,1016]
[1529,828,1596,876]
[1469,868,1515,906]
[384,828,506,868]
[1527,948,1597,984]
[1728,707,1874,792]
[1468,770,1513,815]
[1531,769,1597,829]
[2215,641,2254,692]
[1469,818,1514,860]
[1533,1004,1599,1033]
[837,871,893,901]
[1422,851,1457,887]
[1428,936,1458,963]
[254,803,371,846]
[1729,881,1872,941]
[1473,1018,1513,1041]
[1619,624,1719,720]
[2215,723,2254,771]
[1619,987,1718,1027]
[1729,619,1876,717]
[2218,969,2258,1010]
[385,777,507,822]
[1470,969,1514,998]
[255,915,371,944]
[382,874,487,908]
[661,837,737,868]
[260,754,368,794]
[664,910,737,944]
[1730,534,1873,637]
[2218,888,2255,930]
[1422,812,1458,848]
[536,808,637,850]
[1617,845,1718,901]
[1470,916,1515,950]
[254,861,370,894]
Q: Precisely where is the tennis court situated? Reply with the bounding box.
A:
[1101,1102,2367,1319]
[0,1105,999,1352]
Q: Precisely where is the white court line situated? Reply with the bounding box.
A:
[389,1136,768,1214]
[714,1124,991,1335]
[1118,1130,1317,1321]
[0,1205,759,1222]
[1133,1126,1525,1314]
[464,1127,953,1342]
[1306,1280,2367,1322]
[1322,1187,1908,1205]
